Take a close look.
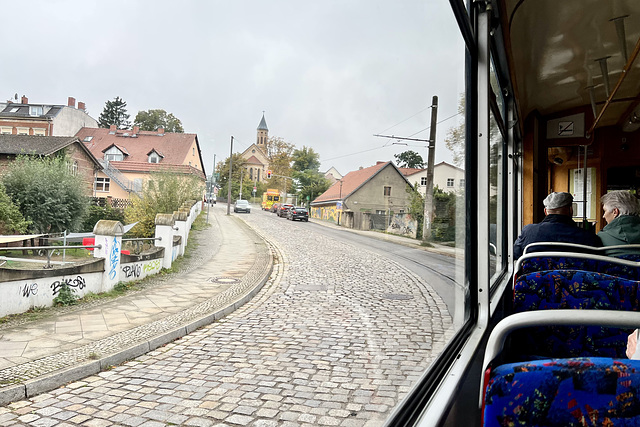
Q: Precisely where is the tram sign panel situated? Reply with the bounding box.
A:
[336,201,342,211]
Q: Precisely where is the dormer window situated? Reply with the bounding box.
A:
[29,106,43,116]
[147,149,164,164]
[104,146,124,162]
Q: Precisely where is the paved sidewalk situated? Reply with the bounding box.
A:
[308,217,463,259]
[0,204,273,406]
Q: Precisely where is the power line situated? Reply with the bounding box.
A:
[376,105,434,134]
[322,144,390,162]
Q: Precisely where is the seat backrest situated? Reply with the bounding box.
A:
[513,270,640,357]
[483,357,640,427]
[516,251,640,281]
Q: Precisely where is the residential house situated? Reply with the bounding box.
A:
[324,166,342,184]
[0,96,98,137]
[401,161,465,196]
[239,114,270,183]
[77,126,206,201]
[0,135,102,194]
[311,161,413,229]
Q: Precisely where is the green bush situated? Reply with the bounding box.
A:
[53,284,78,306]
[82,203,125,232]
[124,172,204,237]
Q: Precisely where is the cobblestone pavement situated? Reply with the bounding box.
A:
[0,205,454,426]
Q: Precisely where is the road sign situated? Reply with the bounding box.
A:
[253,186,257,192]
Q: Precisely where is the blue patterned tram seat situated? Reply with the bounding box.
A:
[481,311,640,427]
[513,270,640,358]
[483,357,640,426]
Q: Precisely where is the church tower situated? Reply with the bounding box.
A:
[257,113,268,152]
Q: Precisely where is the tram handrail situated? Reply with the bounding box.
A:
[479,309,640,408]
[522,241,640,255]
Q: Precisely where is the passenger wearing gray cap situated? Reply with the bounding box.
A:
[513,192,601,259]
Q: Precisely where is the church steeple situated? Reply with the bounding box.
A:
[257,113,268,148]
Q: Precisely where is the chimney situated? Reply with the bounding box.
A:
[376,161,385,165]
[109,125,116,134]
[133,126,139,135]
[77,101,85,111]
[68,97,76,108]
[21,95,28,104]
[157,127,164,135]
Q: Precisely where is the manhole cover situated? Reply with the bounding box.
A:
[209,277,240,284]
[382,293,414,301]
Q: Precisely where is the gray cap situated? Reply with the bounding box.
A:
[543,192,573,209]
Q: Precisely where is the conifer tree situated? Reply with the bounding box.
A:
[98,96,131,129]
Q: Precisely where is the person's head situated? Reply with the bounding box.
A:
[601,190,640,224]
[543,192,573,216]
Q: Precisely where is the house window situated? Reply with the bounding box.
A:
[249,168,253,180]
[133,179,143,192]
[420,177,427,185]
[0,127,12,135]
[95,177,110,192]
[376,210,385,215]
[148,152,160,163]
[16,127,29,135]
[104,146,124,162]
[384,186,391,196]
[192,148,195,156]
[33,128,46,136]
[447,178,455,187]
[29,106,43,116]
[68,161,78,176]
[257,169,260,181]
[83,136,93,142]
[459,178,465,188]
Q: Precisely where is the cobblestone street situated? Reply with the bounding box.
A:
[0,206,453,426]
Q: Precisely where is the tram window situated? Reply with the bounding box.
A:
[489,60,508,282]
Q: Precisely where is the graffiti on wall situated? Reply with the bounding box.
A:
[21,283,38,297]
[108,236,120,280]
[143,259,161,273]
[387,214,418,238]
[310,205,338,223]
[122,264,141,279]
[50,276,86,296]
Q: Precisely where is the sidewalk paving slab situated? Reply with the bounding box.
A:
[0,205,273,406]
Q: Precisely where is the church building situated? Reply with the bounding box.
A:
[240,114,270,183]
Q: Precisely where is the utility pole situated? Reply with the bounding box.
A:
[423,96,438,240]
[227,136,233,216]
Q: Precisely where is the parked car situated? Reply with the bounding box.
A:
[277,203,294,217]
[270,202,281,213]
[233,200,251,213]
[287,206,309,222]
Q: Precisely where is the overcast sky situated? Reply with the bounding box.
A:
[3,0,466,176]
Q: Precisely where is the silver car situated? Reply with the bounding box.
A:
[233,200,251,213]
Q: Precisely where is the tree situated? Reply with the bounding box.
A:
[0,182,30,234]
[124,172,204,237]
[3,155,88,233]
[98,96,131,129]
[266,137,295,191]
[216,154,248,201]
[292,146,321,172]
[444,94,466,168]
[293,169,331,206]
[394,150,425,168]
[405,183,424,234]
[134,109,184,133]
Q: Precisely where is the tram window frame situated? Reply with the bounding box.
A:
[383,1,480,425]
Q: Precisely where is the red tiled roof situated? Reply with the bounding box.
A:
[77,127,203,175]
[313,162,390,204]
[398,167,424,176]
[109,160,205,179]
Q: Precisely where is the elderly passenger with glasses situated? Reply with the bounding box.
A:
[598,190,640,256]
